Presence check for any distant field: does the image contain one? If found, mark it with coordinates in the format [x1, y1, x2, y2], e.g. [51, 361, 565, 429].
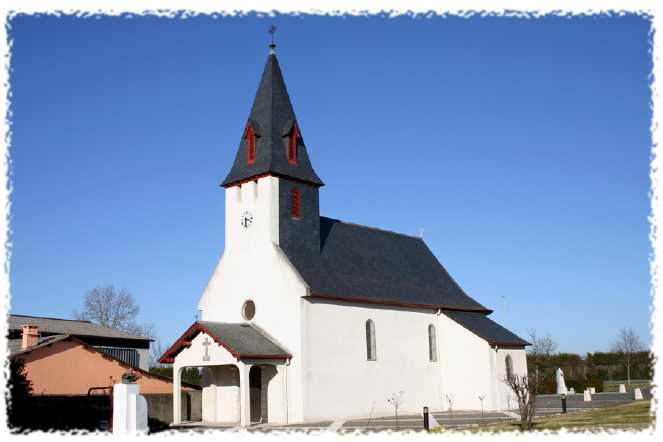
[444, 400, 654, 432]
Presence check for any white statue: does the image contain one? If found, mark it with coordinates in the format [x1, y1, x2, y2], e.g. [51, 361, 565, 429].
[555, 368, 568, 395]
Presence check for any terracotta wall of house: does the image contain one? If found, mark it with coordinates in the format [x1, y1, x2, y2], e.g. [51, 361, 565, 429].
[17, 340, 179, 395]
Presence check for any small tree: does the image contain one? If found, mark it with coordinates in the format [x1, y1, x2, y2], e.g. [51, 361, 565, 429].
[75, 284, 141, 333]
[387, 391, 404, 428]
[527, 330, 558, 381]
[149, 337, 167, 368]
[527, 330, 557, 358]
[137, 323, 168, 368]
[503, 370, 545, 430]
[611, 327, 644, 386]
[445, 393, 454, 412]
[478, 395, 485, 425]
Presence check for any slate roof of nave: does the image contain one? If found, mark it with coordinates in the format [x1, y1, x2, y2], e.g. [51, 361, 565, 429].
[443, 311, 530, 347]
[285, 217, 529, 348]
[288, 216, 490, 312]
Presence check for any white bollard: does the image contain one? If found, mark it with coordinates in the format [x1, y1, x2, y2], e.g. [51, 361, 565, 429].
[113, 383, 148, 434]
[583, 389, 592, 402]
[634, 388, 643, 400]
[619, 384, 626, 393]
[589, 387, 596, 394]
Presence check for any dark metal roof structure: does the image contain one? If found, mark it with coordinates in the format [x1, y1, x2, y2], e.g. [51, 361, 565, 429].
[159, 321, 292, 363]
[289, 217, 490, 312]
[443, 311, 530, 347]
[221, 52, 323, 187]
[8, 334, 69, 356]
[8, 314, 151, 341]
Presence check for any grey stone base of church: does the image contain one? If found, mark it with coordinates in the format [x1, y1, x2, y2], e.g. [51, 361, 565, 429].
[164, 391, 650, 433]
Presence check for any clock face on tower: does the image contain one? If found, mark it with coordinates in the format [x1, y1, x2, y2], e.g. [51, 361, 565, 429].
[240, 211, 253, 228]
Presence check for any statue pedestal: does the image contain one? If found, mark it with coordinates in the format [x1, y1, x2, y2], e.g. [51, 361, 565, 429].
[113, 383, 148, 434]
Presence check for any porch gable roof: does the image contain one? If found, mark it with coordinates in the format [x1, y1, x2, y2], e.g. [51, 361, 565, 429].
[159, 321, 292, 364]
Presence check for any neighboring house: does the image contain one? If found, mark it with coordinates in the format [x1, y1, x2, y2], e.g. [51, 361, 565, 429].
[7, 314, 192, 395]
[8, 314, 150, 370]
[161, 45, 530, 427]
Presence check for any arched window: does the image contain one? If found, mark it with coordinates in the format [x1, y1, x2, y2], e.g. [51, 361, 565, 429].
[428, 324, 437, 362]
[291, 187, 301, 219]
[245, 122, 256, 165]
[365, 319, 376, 361]
[288, 122, 299, 165]
[505, 355, 513, 380]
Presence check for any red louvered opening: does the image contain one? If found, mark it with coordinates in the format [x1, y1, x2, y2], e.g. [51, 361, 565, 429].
[288, 123, 299, 165]
[291, 187, 301, 219]
[246, 123, 256, 165]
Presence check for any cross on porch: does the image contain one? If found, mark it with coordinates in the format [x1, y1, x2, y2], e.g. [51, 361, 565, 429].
[202, 337, 211, 361]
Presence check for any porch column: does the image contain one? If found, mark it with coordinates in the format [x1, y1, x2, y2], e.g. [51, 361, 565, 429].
[173, 365, 182, 424]
[276, 362, 289, 424]
[238, 362, 251, 427]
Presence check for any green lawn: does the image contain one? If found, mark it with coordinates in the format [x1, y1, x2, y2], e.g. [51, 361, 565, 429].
[440, 400, 654, 433]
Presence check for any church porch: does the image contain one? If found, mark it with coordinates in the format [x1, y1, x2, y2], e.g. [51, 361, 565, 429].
[159, 321, 291, 427]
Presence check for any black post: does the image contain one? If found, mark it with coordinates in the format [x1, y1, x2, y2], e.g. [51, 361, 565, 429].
[423, 406, 430, 432]
[561, 394, 567, 414]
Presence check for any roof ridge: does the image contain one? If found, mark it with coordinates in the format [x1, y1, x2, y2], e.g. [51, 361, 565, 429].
[9, 314, 91, 324]
[198, 320, 247, 326]
[321, 216, 423, 240]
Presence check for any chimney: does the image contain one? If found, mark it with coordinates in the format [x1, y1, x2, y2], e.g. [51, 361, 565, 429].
[21, 325, 39, 349]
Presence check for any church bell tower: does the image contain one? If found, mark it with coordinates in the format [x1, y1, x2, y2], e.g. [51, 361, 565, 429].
[221, 45, 324, 258]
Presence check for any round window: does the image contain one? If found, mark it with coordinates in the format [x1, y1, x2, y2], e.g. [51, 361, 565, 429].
[242, 300, 256, 321]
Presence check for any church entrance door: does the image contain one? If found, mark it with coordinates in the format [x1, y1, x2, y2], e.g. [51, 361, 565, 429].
[249, 365, 262, 423]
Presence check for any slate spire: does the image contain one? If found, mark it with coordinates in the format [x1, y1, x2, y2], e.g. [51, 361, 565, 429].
[221, 50, 323, 187]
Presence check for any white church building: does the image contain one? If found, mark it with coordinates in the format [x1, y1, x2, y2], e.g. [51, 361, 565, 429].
[160, 45, 529, 427]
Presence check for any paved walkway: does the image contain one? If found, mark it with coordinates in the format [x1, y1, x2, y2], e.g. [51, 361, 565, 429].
[169, 391, 647, 432]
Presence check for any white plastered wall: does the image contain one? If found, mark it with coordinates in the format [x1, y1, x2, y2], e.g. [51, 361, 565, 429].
[302, 300, 440, 421]
[302, 300, 514, 421]
[438, 312, 498, 411]
[494, 348, 528, 410]
[197, 176, 307, 423]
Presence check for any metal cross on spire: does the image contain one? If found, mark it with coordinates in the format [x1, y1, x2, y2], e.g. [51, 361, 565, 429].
[268, 24, 277, 53]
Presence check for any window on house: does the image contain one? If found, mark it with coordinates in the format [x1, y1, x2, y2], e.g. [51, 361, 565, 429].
[366, 319, 376, 361]
[428, 324, 437, 362]
[505, 355, 513, 380]
[288, 122, 299, 165]
[246, 122, 256, 164]
[291, 187, 301, 219]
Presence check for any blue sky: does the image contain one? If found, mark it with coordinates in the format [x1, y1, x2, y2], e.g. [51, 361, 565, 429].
[8, 14, 652, 355]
